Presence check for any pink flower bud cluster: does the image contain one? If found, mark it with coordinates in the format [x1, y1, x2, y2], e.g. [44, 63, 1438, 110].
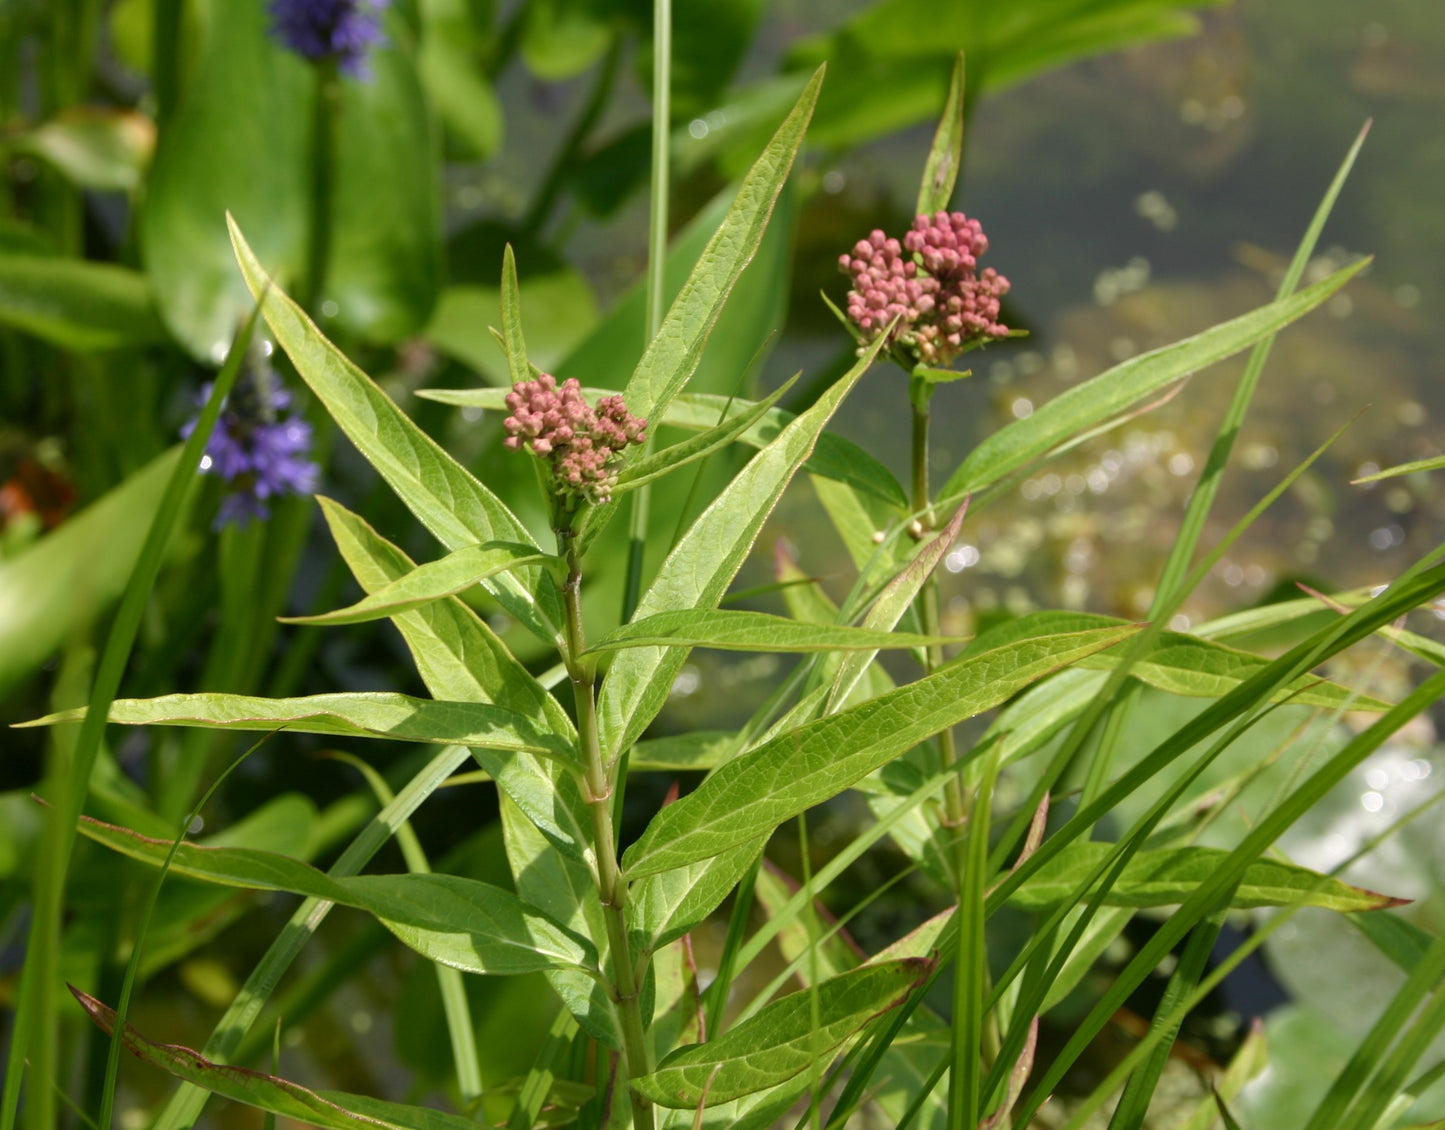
[838, 210, 1010, 368]
[503, 374, 646, 503]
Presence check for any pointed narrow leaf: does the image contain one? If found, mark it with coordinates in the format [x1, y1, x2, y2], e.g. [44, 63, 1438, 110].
[281, 542, 553, 625]
[632, 839, 765, 953]
[827, 503, 966, 712]
[228, 218, 564, 644]
[622, 67, 823, 424]
[1009, 843, 1404, 913]
[500, 244, 530, 387]
[19, 692, 574, 762]
[73, 988, 491, 1130]
[73, 817, 594, 974]
[623, 625, 1137, 879]
[316, 499, 591, 866]
[586, 609, 959, 655]
[938, 260, 1369, 505]
[612, 375, 797, 495]
[635, 959, 932, 1107]
[597, 338, 883, 761]
[915, 52, 965, 216]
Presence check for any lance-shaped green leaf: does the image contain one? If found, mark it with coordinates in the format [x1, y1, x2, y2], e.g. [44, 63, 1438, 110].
[631, 730, 734, 772]
[1008, 843, 1404, 913]
[1353, 453, 1445, 484]
[611, 375, 798, 496]
[228, 217, 564, 645]
[621, 66, 823, 425]
[937, 259, 1369, 506]
[597, 338, 885, 762]
[19, 692, 574, 763]
[499, 243, 530, 387]
[962, 610, 1389, 711]
[631, 839, 765, 954]
[280, 542, 553, 626]
[623, 625, 1137, 879]
[915, 51, 965, 217]
[418, 384, 906, 509]
[0, 255, 168, 350]
[585, 609, 959, 655]
[634, 959, 931, 1108]
[316, 499, 591, 868]
[73, 816, 594, 974]
[72, 988, 493, 1130]
[826, 502, 967, 713]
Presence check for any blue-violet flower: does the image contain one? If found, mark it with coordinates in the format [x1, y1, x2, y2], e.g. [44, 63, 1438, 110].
[184, 366, 319, 529]
[268, 0, 390, 79]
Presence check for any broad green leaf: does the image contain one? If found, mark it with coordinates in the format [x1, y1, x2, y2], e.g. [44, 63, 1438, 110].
[417, 4, 502, 159]
[520, 0, 610, 80]
[0, 255, 167, 350]
[611, 375, 797, 495]
[281, 542, 553, 626]
[229, 218, 565, 644]
[585, 609, 958, 655]
[418, 385, 906, 508]
[634, 959, 931, 1107]
[620, 66, 822, 425]
[423, 273, 598, 382]
[915, 51, 965, 216]
[631, 839, 764, 954]
[74, 816, 594, 975]
[20, 692, 574, 763]
[0, 448, 188, 698]
[316, 499, 591, 866]
[324, 12, 442, 345]
[73, 988, 487, 1130]
[937, 260, 1369, 506]
[597, 339, 884, 764]
[623, 625, 1137, 879]
[1009, 843, 1403, 913]
[142, 0, 308, 359]
[15, 107, 152, 192]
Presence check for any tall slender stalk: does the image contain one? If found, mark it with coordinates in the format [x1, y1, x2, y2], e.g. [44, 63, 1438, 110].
[302, 62, 342, 317]
[557, 528, 655, 1130]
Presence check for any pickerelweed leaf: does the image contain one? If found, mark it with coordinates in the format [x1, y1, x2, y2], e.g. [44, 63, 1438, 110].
[418, 385, 906, 508]
[937, 259, 1368, 506]
[1008, 843, 1405, 913]
[621, 66, 823, 426]
[597, 338, 884, 764]
[72, 987, 489, 1130]
[0, 255, 168, 350]
[634, 959, 932, 1107]
[623, 625, 1137, 879]
[585, 609, 960, 654]
[280, 542, 554, 626]
[74, 816, 595, 974]
[18, 692, 574, 763]
[229, 218, 564, 646]
[960, 610, 1389, 711]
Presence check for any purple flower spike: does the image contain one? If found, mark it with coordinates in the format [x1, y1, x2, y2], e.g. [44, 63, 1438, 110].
[184, 365, 320, 530]
[503, 375, 647, 505]
[268, 0, 390, 79]
[839, 210, 1010, 369]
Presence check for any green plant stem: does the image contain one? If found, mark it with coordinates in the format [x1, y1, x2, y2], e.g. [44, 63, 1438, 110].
[909, 394, 968, 865]
[557, 530, 655, 1130]
[302, 62, 342, 316]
